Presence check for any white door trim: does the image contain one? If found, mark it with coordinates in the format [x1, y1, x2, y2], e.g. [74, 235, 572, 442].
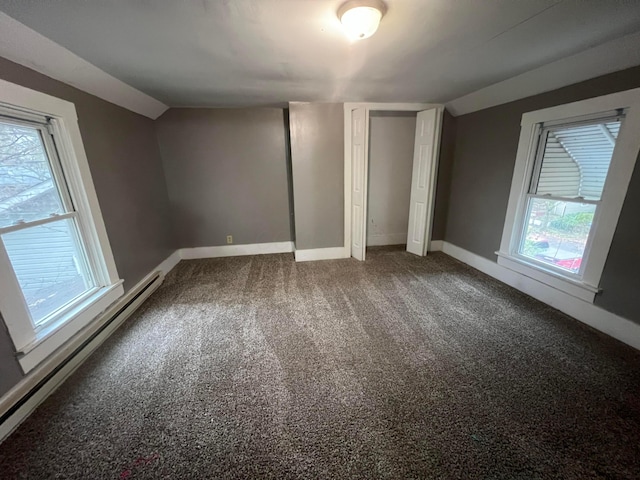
[344, 102, 444, 260]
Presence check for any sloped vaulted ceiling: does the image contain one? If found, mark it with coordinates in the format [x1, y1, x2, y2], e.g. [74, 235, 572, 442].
[1, 0, 640, 110]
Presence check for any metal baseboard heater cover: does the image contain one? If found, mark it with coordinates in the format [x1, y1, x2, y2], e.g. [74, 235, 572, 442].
[0, 270, 163, 441]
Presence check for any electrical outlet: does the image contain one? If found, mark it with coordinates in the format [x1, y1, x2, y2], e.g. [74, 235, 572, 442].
[226, 235, 233, 244]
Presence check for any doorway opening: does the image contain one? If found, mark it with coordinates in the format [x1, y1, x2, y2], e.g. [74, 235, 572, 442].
[344, 103, 444, 261]
[366, 111, 416, 251]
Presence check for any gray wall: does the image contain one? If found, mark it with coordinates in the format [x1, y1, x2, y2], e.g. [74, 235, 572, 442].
[444, 65, 640, 323]
[155, 108, 292, 248]
[0, 316, 21, 396]
[432, 110, 456, 241]
[289, 103, 344, 250]
[367, 113, 416, 245]
[0, 57, 175, 396]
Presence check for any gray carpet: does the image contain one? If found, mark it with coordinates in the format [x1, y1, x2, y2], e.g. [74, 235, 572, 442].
[1, 247, 639, 479]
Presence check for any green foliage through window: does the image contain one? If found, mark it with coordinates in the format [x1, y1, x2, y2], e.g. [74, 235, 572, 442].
[549, 212, 594, 234]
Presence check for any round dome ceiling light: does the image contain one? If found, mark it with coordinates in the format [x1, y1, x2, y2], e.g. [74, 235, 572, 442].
[338, 0, 387, 40]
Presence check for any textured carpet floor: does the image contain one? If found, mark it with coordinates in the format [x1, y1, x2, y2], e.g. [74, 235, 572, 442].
[1, 247, 640, 479]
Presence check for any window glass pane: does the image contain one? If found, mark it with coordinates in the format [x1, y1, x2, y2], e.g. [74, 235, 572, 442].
[0, 120, 65, 228]
[1, 218, 94, 326]
[519, 198, 596, 274]
[535, 119, 621, 201]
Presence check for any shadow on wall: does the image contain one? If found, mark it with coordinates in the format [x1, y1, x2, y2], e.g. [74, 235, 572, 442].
[283, 108, 296, 244]
[432, 110, 457, 241]
[155, 108, 293, 249]
[289, 103, 344, 251]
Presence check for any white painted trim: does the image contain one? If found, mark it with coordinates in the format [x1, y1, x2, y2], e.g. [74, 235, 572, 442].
[520, 87, 640, 125]
[294, 246, 350, 262]
[441, 241, 640, 352]
[496, 255, 596, 303]
[0, 79, 78, 120]
[344, 105, 352, 261]
[345, 102, 438, 112]
[446, 30, 640, 116]
[344, 102, 444, 260]
[366, 233, 407, 247]
[0, 249, 179, 443]
[156, 250, 181, 276]
[0, 81, 121, 283]
[50, 115, 121, 286]
[0, 78, 126, 364]
[0, 241, 32, 352]
[497, 88, 640, 301]
[429, 240, 443, 252]
[180, 241, 294, 260]
[18, 283, 124, 373]
[0, 13, 168, 119]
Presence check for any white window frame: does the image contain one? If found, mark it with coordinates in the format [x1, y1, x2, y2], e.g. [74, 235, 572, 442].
[0, 79, 123, 373]
[497, 87, 640, 303]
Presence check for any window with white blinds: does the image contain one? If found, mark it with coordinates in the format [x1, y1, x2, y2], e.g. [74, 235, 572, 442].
[498, 88, 640, 303]
[518, 114, 623, 275]
[534, 117, 621, 201]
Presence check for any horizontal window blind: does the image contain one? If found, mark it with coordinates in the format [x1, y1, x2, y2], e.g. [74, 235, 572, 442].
[535, 119, 621, 201]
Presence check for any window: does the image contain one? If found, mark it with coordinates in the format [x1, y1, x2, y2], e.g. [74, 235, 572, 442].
[517, 115, 622, 275]
[0, 79, 123, 373]
[0, 118, 96, 325]
[498, 89, 640, 302]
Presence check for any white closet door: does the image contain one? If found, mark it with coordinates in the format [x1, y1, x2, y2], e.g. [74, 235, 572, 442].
[351, 108, 367, 260]
[407, 108, 440, 256]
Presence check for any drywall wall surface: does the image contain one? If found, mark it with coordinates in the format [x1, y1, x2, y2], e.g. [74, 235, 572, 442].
[445, 105, 521, 260]
[0, 56, 175, 396]
[596, 152, 640, 322]
[289, 103, 344, 250]
[367, 113, 415, 246]
[0, 312, 22, 396]
[283, 109, 296, 243]
[432, 110, 456, 241]
[155, 108, 291, 248]
[445, 65, 640, 323]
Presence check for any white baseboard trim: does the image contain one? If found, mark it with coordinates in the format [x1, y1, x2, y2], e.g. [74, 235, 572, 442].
[366, 233, 407, 247]
[295, 246, 350, 262]
[180, 241, 294, 260]
[441, 241, 640, 351]
[0, 251, 179, 443]
[429, 240, 444, 252]
[157, 250, 181, 276]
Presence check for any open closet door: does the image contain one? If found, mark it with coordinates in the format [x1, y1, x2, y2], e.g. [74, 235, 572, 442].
[407, 107, 441, 256]
[351, 107, 367, 260]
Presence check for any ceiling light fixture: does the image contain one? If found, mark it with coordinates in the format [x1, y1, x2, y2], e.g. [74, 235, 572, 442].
[338, 0, 387, 40]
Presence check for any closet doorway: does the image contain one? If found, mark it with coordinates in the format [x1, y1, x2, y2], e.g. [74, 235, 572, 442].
[344, 103, 444, 261]
[366, 111, 416, 250]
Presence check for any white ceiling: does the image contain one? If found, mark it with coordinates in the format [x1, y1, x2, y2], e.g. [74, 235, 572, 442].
[1, 0, 640, 108]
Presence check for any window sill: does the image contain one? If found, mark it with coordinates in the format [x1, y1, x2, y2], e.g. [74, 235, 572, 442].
[17, 281, 124, 373]
[495, 252, 598, 303]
